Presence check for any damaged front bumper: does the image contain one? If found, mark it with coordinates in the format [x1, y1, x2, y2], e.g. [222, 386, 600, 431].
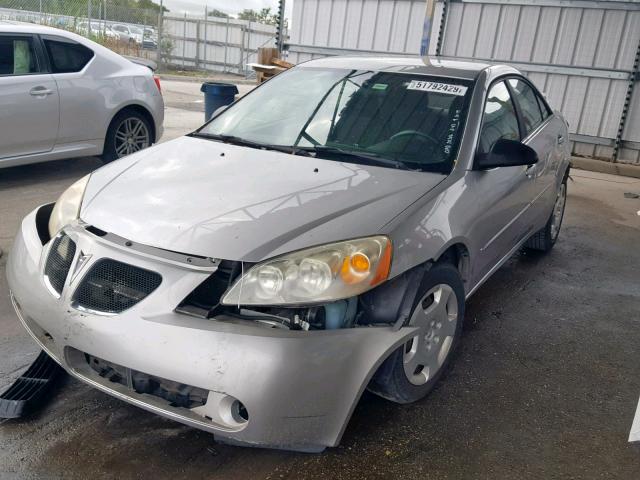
[6, 206, 417, 451]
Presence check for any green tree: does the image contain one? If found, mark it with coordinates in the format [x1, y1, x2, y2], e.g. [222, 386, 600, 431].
[208, 9, 229, 18]
[238, 7, 286, 27]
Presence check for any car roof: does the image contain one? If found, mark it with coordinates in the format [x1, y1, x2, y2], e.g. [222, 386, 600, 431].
[0, 21, 144, 70]
[298, 56, 518, 81]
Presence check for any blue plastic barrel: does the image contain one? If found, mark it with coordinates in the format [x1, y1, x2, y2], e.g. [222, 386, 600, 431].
[200, 82, 239, 121]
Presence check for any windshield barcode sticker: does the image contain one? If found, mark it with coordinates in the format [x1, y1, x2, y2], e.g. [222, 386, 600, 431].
[407, 80, 468, 96]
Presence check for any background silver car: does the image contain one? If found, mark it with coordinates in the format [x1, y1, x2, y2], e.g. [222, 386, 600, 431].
[7, 57, 569, 452]
[0, 22, 164, 168]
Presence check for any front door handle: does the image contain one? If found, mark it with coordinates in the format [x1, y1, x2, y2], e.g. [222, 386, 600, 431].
[557, 134, 565, 145]
[29, 86, 53, 96]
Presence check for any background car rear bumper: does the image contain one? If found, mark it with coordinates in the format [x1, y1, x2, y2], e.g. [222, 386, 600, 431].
[6, 206, 416, 451]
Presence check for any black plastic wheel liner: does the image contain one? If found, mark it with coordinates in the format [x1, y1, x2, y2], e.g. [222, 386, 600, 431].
[0, 350, 64, 419]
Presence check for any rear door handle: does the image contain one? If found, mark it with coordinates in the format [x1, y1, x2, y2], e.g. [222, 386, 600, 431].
[557, 134, 565, 145]
[29, 86, 53, 96]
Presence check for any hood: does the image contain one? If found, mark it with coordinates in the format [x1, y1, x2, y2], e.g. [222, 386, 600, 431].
[81, 136, 445, 262]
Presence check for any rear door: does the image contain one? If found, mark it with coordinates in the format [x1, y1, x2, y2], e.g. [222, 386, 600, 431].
[0, 33, 59, 160]
[41, 35, 98, 146]
[507, 77, 561, 230]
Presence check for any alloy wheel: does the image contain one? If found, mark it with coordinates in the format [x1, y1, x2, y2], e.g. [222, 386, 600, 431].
[114, 118, 150, 158]
[403, 284, 459, 386]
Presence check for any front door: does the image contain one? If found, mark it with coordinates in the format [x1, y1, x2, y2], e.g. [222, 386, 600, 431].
[469, 80, 534, 280]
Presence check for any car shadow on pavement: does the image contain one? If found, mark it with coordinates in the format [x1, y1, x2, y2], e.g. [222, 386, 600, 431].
[0, 157, 103, 188]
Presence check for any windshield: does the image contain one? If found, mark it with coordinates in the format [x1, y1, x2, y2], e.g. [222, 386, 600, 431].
[130, 26, 143, 35]
[198, 68, 473, 173]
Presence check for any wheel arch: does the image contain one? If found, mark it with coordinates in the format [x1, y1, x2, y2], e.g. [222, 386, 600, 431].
[360, 239, 471, 326]
[105, 103, 157, 145]
[434, 241, 471, 291]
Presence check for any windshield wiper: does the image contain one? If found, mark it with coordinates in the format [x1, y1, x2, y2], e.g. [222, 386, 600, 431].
[191, 132, 309, 156]
[191, 133, 416, 168]
[297, 145, 419, 171]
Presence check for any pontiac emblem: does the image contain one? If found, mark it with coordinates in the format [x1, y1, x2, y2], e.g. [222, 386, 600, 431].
[70, 251, 92, 283]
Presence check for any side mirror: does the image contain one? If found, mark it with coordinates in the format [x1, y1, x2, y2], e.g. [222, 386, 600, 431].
[475, 138, 538, 170]
[210, 105, 229, 120]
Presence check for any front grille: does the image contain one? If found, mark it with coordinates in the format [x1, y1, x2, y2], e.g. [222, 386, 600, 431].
[44, 234, 76, 295]
[73, 259, 161, 314]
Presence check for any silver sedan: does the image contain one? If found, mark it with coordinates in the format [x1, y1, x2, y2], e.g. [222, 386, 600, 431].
[0, 22, 164, 168]
[7, 57, 569, 452]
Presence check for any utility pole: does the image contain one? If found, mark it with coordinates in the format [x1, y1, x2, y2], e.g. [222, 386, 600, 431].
[157, 0, 164, 70]
[422, 0, 436, 55]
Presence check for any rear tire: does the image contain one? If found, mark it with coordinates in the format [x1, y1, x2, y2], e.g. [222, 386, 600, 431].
[368, 262, 465, 404]
[102, 109, 152, 163]
[524, 176, 567, 253]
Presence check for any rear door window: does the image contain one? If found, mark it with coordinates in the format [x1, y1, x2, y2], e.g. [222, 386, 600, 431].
[0, 36, 40, 76]
[478, 81, 520, 155]
[508, 78, 545, 137]
[43, 38, 94, 73]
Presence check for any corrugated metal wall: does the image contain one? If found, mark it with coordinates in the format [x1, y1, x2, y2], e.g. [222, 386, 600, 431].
[162, 15, 277, 75]
[287, 0, 427, 63]
[429, 0, 640, 164]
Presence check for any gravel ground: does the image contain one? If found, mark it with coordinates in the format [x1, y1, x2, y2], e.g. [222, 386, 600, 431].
[1, 80, 639, 479]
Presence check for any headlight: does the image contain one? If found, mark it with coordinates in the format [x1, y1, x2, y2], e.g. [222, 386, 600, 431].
[222, 236, 392, 306]
[48, 175, 90, 237]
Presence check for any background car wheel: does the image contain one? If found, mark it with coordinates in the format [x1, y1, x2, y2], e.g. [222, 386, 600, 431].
[368, 261, 465, 404]
[524, 175, 568, 253]
[102, 110, 152, 163]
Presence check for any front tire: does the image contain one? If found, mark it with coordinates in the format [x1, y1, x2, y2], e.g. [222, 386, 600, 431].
[368, 262, 465, 404]
[102, 110, 152, 163]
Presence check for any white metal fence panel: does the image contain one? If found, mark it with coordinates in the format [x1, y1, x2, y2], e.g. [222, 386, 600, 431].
[429, 0, 640, 164]
[162, 15, 277, 75]
[287, 0, 427, 64]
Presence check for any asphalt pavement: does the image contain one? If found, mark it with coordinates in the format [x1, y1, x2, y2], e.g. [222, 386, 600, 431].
[0, 80, 639, 479]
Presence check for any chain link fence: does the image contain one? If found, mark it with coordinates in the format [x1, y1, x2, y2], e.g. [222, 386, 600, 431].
[0, 0, 160, 59]
[0, 0, 281, 75]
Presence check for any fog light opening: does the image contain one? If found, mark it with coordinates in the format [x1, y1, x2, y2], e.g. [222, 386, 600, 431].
[218, 394, 249, 427]
[230, 399, 249, 424]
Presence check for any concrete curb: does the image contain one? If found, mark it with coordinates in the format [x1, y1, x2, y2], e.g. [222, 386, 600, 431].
[157, 73, 257, 86]
[571, 157, 640, 180]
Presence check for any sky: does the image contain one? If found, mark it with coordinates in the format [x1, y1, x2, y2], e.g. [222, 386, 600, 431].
[161, 0, 294, 20]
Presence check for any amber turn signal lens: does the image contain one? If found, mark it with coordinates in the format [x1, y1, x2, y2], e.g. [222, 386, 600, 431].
[370, 240, 392, 286]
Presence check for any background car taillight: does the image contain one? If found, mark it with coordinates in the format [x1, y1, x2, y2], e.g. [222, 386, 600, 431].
[153, 75, 162, 94]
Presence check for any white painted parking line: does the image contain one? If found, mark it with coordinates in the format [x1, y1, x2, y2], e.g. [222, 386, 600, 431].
[630, 397, 640, 442]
